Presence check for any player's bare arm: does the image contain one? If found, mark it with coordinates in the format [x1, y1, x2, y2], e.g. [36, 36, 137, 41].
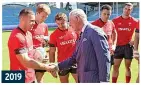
[49, 46, 56, 63]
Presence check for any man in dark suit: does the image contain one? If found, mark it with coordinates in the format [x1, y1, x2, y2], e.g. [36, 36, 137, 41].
[52, 9, 111, 83]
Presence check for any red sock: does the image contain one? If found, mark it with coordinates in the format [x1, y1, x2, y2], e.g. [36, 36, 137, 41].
[112, 77, 117, 83]
[126, 76, 131, 83]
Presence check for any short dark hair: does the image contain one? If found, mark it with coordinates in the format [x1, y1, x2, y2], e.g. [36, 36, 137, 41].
[19, 8, 34, 18]
[101, 4, 112, 11]
[55, 12, 68, 21]
[124, 3, 133, 8]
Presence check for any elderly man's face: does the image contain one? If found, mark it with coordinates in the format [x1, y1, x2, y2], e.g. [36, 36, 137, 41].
[69, 15, 78, 32]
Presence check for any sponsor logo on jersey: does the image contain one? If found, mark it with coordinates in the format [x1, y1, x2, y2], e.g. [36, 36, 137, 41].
[118, 28, 131, 31]
[60, 39, 76, 45]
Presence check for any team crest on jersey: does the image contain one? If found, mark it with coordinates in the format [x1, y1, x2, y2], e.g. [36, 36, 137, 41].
[118, 23, 122, 25]
[59, 36, 64, 39]
[128, 22, 132, 26]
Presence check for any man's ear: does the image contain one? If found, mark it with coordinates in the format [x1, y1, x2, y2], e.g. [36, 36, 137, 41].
[75, 16, 79, 22]
[20, 16, 25, 21]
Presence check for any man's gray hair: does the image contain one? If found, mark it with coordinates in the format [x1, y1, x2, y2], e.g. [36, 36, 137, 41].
[69, 9, 87, 22]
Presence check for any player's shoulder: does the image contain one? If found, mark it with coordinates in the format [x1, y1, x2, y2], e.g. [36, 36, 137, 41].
[87, 23, 106, 37]
[37, 22, 48, 28]
[11, 27, 22, 36]
[112, 16, 121, 21]
[93, 18, 100, 22]
[50, 28, 59, 37]
[9, 28, 18, 39]
[130, 16, 138, 22]
[9, 28, 24, 41]
[108, 20, 115, 25]
[91, 18, 100, 25]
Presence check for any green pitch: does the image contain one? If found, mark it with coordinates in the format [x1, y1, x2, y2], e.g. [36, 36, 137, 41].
[2, 29, 138, 83]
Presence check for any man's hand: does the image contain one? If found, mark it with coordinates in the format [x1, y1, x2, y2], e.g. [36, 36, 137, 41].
[45, 63, 58, 71]
[129, 41, 134, 46]
[45, 63, 59, 78]
[110, 45, 116, 55]
[110, 50, 114, 55]
[133, 50, 139, 61]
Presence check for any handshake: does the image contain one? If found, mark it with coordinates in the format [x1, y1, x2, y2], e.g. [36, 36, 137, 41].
[44, 63, 59, 78]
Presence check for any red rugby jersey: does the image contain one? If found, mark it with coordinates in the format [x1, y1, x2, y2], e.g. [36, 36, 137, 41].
[112, 16, 138, 45]
[49, 28, 77, 62]
[91, 18, 115, 51]
[29, 22, 48, 48]
[8, 27, 42, 83]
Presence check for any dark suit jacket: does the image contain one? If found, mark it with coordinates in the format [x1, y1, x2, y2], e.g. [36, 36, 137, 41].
[58, 23, 111, 83]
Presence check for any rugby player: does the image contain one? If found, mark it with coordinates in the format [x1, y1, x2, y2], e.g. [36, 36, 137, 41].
[29, 4, 51, 83]
[91, 4, 117, 67]
[49, 13, 78, 83]
[111, 3, 139, 83]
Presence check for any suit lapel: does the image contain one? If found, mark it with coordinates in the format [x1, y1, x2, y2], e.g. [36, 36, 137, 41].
[76, 24, 89, 53]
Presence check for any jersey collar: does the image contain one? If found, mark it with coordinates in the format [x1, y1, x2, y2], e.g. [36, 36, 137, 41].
[81, 21, 88, 33]
[17, 26, 26, 34]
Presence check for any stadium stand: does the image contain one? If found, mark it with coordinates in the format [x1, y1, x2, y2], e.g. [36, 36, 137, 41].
[2, 2, 139, 30]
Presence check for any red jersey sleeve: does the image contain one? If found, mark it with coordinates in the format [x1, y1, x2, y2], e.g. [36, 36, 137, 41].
[112, 18, 116, 25]
[12, 34, 28, 54]
[91, 21, 96, 25]
[135, 20, 139, 33]
[91, 20, 99, 26]
[136, 20, 139, 30]
[49, 33, 57, 47]
[44, 24, 48, 36]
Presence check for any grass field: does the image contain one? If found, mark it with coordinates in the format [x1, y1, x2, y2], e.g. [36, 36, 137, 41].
[2, 29, 139, 83]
